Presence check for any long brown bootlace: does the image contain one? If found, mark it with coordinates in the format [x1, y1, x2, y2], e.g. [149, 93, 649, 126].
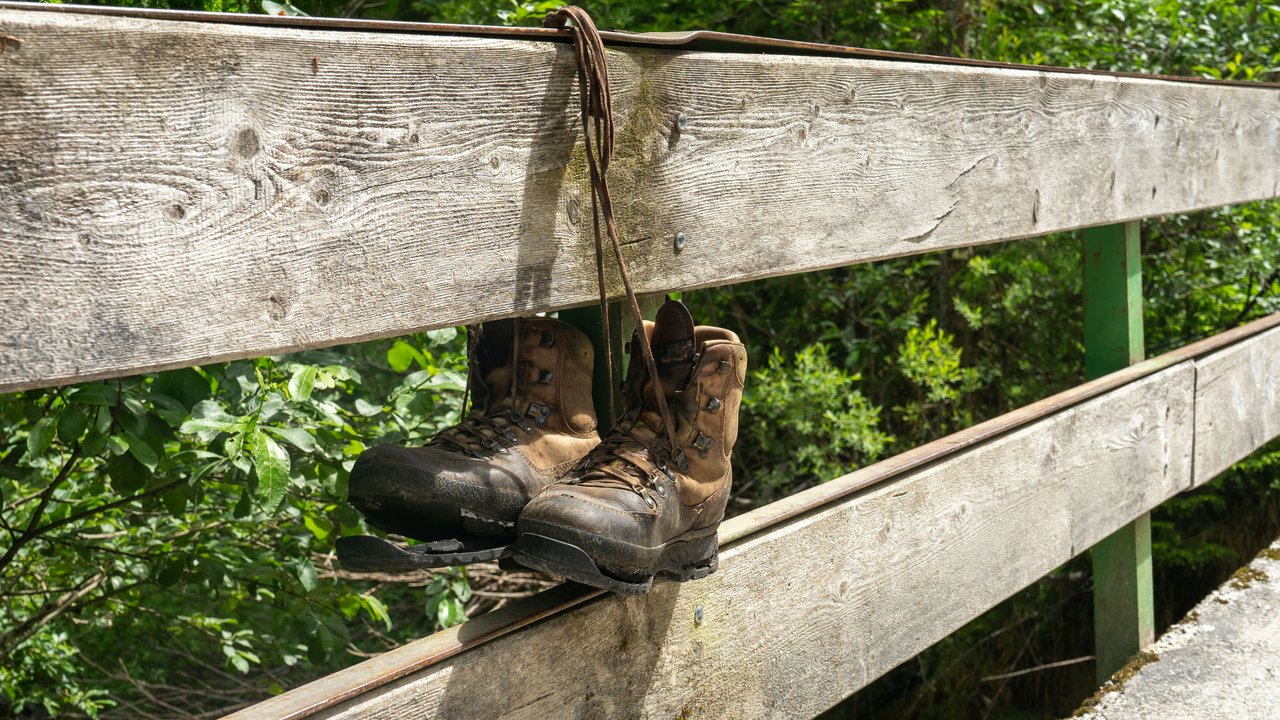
[543, 6, 680, 463]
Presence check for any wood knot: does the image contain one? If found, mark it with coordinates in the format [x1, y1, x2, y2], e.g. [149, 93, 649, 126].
[267, 292, 290, 321]
[233, 128, 260, 159]
[565, 195, 581, 225]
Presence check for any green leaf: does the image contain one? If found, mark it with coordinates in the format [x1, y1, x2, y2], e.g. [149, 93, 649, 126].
[426, 327, 458, 346]
[162, 484, 190, 516]
[68, 383, 120, 406]
[386, 341, 423, 373]
[57, 407, 90, 444]
[125, 432, 160, 472]
[156, 558, 186, 588]
[83, 406, 113, 455]
[294, 558, 318, 593]
[354, 398, 382, 417]
[450, 576, 472, 603]
[338, 593, 361, 619]
[180, 401, 244, 441]
[27, 417, 56, 457]
[288, 366, 319, 402]
[230, 655, 250, 674]
[264, 426, 317, 453]
[148, 393, 190, 428]
[151, 368, 210, 407]
[303, 513, 333, 541]
[107, 452, 149, 494]
[260, 393, 286, 422]
[437, 596, 467, 627]
[107, 434, 129, 457]
[250, 430, 290, 513]
[362, 594, 392, 631]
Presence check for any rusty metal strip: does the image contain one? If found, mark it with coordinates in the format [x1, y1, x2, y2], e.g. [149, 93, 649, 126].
[1, 1, 1277, 90]
[227, 313, 1280, 720]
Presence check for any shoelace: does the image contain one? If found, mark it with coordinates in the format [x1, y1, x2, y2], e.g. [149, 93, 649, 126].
[444, 318, 532, 458]
[431, 409, 535, 457]
[569, 425, 675, 505]
[544, 7, 682, 496]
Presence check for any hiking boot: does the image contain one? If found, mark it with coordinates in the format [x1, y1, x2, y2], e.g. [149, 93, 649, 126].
[512, 301, 746, 594]
[339, 316, 600, 569]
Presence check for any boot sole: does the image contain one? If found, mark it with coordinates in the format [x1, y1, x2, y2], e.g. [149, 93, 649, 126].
[336, 534, 511, 572]
[353, 494, 516, 542]
[511, 528, 719, 595]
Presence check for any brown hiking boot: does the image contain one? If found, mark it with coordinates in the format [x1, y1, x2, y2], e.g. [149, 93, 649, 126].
[513, 301, 747, 594]
[339, 316, 600, 569]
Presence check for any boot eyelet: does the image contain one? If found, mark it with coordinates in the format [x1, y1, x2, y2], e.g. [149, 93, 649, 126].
[705, 397, 722, 413]
[527, 402, 551, 426]
[644, 494, 656, 508]
[655, 483, 667, 498]
[672, 449, 690, 472]
[692, 433, 713, 457]
[540, 332, 555, 347]
[716, 360, 730, 374]
[538, 369, 554, 384]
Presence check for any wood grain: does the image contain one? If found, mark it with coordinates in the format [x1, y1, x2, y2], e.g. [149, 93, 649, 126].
[227, 362, 1194, 720]
[1192, 325, 1280, 484]
[2, 8, 1279, 392]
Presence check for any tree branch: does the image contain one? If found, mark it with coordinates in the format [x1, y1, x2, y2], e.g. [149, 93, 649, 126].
[0, 444, 85, 575]
[0, 572, 106, 656]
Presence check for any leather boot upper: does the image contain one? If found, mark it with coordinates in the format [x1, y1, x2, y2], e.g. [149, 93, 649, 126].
[519, 302, 747, 560]
[349, 316, 600, 530]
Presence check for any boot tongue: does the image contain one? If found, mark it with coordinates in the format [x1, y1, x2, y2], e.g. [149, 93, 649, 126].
[471, 319, 517, 412]
[483, 366, 515, 410]
[635, 301, 695, 436]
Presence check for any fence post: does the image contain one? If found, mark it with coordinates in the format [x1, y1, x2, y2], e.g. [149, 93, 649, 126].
[559, 297, 662, 431]
[1082, 220, 1155, 684]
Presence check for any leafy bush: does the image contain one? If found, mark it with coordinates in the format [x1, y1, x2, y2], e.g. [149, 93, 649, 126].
[739, 344, 892, 501]
[0, 332, 473, 717]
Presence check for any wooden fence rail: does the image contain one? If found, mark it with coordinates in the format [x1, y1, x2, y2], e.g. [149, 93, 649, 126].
[2, 4, 1279, 393]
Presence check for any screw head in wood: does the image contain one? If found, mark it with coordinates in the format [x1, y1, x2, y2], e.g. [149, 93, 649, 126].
[676, 113, 688, 131]
[674, 232, 687, 253]
[694, 605, 704, 626]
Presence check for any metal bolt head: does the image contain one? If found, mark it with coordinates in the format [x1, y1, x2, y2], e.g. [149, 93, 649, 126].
[694, 605, 705, 626]
[674, 232, 687, 252]
[676, 113, 688, 131]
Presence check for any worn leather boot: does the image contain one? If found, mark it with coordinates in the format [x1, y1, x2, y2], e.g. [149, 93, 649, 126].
[338, 316, 600, 570]
[513, 301, 747, 594]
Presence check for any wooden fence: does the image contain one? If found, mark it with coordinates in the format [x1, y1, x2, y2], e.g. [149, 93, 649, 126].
[1, 4, 1278, 718]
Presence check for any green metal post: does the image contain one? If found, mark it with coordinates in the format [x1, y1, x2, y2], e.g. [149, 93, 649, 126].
[1082, 220, 1155, 684]
[559, 296, 661, 431]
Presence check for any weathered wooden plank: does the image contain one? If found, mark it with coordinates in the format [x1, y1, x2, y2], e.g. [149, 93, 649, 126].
[227, 362, 1192, 720]
[1192, 324, 1280, 484]
[2, 9, 1279, 392]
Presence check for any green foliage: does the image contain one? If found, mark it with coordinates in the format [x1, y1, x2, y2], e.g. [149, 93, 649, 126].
[0, 333, 469, 717]
[894, 320, 982, 434]
[742, 345, 891, 499]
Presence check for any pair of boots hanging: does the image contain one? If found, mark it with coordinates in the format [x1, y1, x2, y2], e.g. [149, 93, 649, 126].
[336, 8, 748, 595]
